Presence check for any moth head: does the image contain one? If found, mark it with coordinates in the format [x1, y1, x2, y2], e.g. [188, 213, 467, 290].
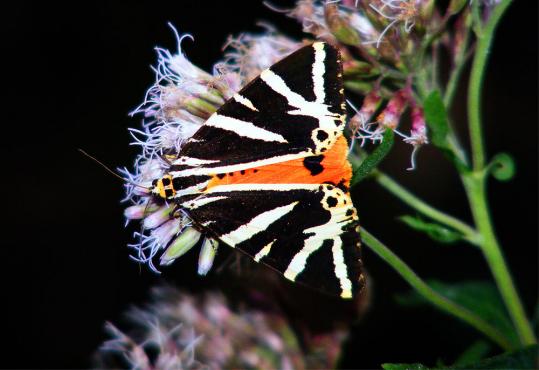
[151, 175, 175, 200]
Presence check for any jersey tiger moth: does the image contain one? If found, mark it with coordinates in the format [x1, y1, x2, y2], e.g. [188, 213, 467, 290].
[148, 42, 365, 299]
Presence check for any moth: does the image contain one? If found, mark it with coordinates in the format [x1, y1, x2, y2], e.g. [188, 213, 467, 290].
[150, 42, 365, 299]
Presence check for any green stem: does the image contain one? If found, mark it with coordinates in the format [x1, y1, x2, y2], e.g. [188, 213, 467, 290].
[465, 0, 536, 345]
[444, 17, 472, 109]
[467, 0, 511, 171]
[373, 171, 479, 243]
[361, 228, 513, 350]
[463, 175, 537, 345]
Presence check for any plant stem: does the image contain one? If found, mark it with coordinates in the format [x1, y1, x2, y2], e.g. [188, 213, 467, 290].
[361, 228, 513, 350]
[372, 170, 479, 243]
[464, 0, 536, 345]
[467, 0, 511, 172]
[444, 16, 472, 109]
[463, 175, 537, 345]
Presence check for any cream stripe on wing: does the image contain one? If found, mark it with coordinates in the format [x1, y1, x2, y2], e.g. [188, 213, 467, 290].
[254, 240, 276, 262]
[312, 42, 326, 104]
[205, 114, 287, 143]
[181, 195, 228, 209]
[220, 202, 298, 247]
[206, 183, 321, 194]
[331, 237, 353, 299]
[260, 69, 341, 131]
[284, 237, 325, 281]
[233, 93, 258, 111]
[260, 69, 309, 108]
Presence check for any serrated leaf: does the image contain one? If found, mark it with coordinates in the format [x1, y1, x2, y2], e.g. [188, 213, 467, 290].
[399, 215, 463, 244]
[382, 363, 429, 370]
[395, 281, 520, 347]
[488, 152, 516, 181]
[423, 91, 468, 172]
[448, 345, 538, 369]
[351, 130, 395, 186]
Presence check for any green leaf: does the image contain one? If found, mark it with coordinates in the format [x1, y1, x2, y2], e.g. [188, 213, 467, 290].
[395, 281, 520, 347]
[423, 91, 449, 147]
[423, 91, 468, 172]
[382, 345, 538, 370]
[453, 340, 492, 366]
[448, 345, 538, 369]
[382, 364, 429, 370]
[351, 130, 395, 186]
[488, 152, 516, 181]
[399, 215, 463, 244]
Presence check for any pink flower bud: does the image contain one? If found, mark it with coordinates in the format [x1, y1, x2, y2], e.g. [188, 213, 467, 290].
[143, 205, 173, 229]
[124, 205, 147, 220]
[349, 90, 381, 133]
[360, 90, 382, 119]
[377, 90, 408, 129]
[404, 105, 429, 170]
[410, 105, 428, 145]
[151, 218, 182, 247]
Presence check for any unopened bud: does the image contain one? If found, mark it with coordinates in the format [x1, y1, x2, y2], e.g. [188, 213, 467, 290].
[124, 205, 147, 220]
[143, 205, 173, 229]
[324, 3, 361, 46]
[160, 227, 201, 266]
[377, 90, 408, 129]
[197, 238, 219, 276]
[124, 203, 159, 220]
[184, 96, 219, 119]
[152, 219, 182, 247]
[349, 89, 382, 132]
[410, 105, 428, 145]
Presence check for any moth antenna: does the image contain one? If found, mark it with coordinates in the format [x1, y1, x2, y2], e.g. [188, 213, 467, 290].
[78, 149, 150, 191]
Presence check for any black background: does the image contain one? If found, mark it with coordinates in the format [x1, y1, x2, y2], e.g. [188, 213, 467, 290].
[2, 1, 537, 368]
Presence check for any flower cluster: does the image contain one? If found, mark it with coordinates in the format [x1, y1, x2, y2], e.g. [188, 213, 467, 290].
[95, 287, 345, 369]
[283, 0, 434, 167]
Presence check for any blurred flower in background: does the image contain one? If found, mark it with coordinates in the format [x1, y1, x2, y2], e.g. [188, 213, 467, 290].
[95, 286, 346, 369]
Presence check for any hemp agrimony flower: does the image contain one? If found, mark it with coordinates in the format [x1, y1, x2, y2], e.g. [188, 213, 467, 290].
[96, 287, 345, 369]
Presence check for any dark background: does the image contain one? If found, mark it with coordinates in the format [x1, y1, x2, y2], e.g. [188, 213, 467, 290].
[2, 1, 537, 368]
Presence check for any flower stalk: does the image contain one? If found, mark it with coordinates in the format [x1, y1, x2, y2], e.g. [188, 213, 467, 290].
[373, 170, 479, 243]
[360, 227, 513, 350]
[463, 0, 536, 345]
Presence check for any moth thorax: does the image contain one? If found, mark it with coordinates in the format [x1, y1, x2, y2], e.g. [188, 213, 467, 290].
[151, 174, 175, 200]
